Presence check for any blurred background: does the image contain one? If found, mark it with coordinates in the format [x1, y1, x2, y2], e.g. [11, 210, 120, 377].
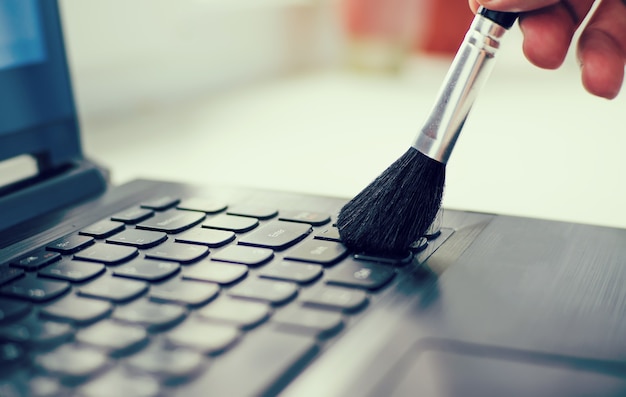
[59, 0, 626, 229]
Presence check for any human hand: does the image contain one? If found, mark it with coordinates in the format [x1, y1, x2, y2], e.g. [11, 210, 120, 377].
[469, 0, 625, 99]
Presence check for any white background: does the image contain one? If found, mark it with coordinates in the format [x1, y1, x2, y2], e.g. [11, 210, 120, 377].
[56, 0, 626, 229]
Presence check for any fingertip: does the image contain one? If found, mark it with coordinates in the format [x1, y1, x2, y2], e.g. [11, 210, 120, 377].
[519, 12, 570, 69]
[581, 68, 622, 100]
[578, 31, 624, 99]
[468, 0, 480, 14]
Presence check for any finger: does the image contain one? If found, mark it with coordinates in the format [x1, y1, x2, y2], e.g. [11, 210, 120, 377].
[518, 0, 595, 69]
[577, 0, 626, 99]
[468, 0, 481, 13]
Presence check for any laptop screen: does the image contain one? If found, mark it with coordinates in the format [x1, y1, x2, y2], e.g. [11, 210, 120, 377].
[0, 0, 82, 171]
[0, 0, 46, 71]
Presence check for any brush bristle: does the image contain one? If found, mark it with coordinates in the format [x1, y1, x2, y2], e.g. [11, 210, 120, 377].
[337, 147, 445, 255]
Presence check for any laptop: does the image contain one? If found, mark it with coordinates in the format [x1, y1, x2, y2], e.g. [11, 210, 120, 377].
[1, 1, 626, 396]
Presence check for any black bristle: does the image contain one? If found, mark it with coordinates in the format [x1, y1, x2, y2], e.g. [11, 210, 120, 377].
[337, 147, 445, 255]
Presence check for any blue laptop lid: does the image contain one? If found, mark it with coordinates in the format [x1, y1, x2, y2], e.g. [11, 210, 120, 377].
[0, 0, 82, 170]
[0, 0, 107, 234]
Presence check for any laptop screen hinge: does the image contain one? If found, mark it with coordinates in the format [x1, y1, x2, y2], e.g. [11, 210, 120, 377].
[0, 159, 108, 232]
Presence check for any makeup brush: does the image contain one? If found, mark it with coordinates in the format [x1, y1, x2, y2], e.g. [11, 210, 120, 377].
[336, 7, 518, 255]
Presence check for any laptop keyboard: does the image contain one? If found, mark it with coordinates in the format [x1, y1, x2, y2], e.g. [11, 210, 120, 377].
[0, 195, 451, 396]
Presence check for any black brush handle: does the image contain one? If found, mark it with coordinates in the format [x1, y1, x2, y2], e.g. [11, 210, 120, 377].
[479, 7, 519, 29]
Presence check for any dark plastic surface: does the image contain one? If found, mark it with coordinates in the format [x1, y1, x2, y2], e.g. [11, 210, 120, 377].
[389, 349, 626, 397]
[0, 161, 107, 234]
[479, 7, 519, 29]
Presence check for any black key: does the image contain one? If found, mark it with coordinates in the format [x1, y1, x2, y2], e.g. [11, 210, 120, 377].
[203, 214, 258, 233]
[141, 196, 180, 211]
[150, 278, 220, 307]
[136, 210, 205, 233]
[11, 249, 60, 270]
[78, 277, 148, 302]
[259, 261, 322, 284]
[210, 245, 273, 267]
[0, 342, 24, 367]
[284, 240, 348, 266]
[13, 371, 57, 397]
[0, 278, 70, 302]
[112, 300, 186, 332]
[111, 207, 153, 224]
[0, 379, 20, 397]
[177, 197, 227, 214]
[18, 376, 64, 397]
[106, 229, 167, 249]
[144, 241, 209, 264]
[409, 237, 429, 253]
[413, 228, 454, 264]
[113, 258, 180, 282]
[424, 207, 443, 239]
[80, 220, 125, 239]
[197, 298, 270, 329]
[228, 279, 297, 305]
[183, 262, 248, 285]
[12, 376, 62, 397]
[314, 226, 341, 242]
[0, 266, 24, 285]
[0, 317, 72, 348]
[0, 298, 30, 323]
[325, 259, 395, 290]
[273, 306, 343, 337]
[353, 250, 414, 266]
[175, 327, 317, 397]
[279, 210, 331, 226]
[46, 234, 94, 254]
[175, 228, 235, 248]
[238, 220, 311, 251]
[227, 205, 278, 220]
[40, 294, 112, 324]
[74, 243, 138, 265]
[79, 368, 160, 397]
[76, 320, 148, 355]
[38, 259, 105, 282]
[35, 345, 108, 380]
[300, 285, 368, 312]
[166, 318, 240, 355]
[126, 343, 204, 381]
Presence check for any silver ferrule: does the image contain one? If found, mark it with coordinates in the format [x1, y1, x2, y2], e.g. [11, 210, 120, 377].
[413, 13, 510, 163]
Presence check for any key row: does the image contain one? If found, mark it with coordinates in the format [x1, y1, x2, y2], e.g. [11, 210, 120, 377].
[1, 252, 395, 307]
[112, 196, 331, 227]
[1, 282, 359, 345]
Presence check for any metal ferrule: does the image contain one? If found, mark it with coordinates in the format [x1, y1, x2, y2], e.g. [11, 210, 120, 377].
[412, 13, 510, 164]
